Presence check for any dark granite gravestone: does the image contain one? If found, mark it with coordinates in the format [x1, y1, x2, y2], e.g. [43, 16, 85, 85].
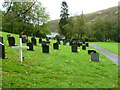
[82, 45, 86, 50]
[71, 45, 78, 52]
[31, 37, 37, 45]
[0, 42, 7, 59]
[88, 50, 94, 55]
[0, 36, 3, 43]
[27, 43, 34, 51]
[8, 37, 15, 46]
[91, 51, 100, 62]
[42, 44, 49, 53]
[39, 38, 42, 43]
[53, 43, 59, 49]
[22, 35, 27, 43]
[86, 43, 89, 47]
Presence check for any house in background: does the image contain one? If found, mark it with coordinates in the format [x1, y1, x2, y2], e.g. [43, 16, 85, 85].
[46, 32, 59, 38]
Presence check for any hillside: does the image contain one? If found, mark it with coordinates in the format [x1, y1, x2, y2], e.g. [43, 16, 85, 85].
[47, 6, 118, 32]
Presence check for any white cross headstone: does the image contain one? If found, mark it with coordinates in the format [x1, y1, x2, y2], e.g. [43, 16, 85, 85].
[12, 38, 29, 62]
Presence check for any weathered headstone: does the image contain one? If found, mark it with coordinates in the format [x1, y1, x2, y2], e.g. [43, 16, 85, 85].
[27, 43, 34, 51]
[0, 42, 7, 59]
[88, 50, 94, 55]
[42, 44, 49, 53]
[8, 37, 16, 46]
[31, 37, 37, 45]
[53, 43, 59, 49]
[0, 36, 3, 43]
[71, 45, 78, 52]
[91, 51, 100, 62]
[82, 45, 86, 50]
[22, 35, 27, 43]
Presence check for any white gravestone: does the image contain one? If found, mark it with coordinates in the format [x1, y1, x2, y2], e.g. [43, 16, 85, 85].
[12, 38, 29, 62]
[91, 51, 100, 62]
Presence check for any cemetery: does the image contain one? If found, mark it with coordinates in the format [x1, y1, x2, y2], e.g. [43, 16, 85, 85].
[0, 31, 119, 88]
[0, 0, 119, 88]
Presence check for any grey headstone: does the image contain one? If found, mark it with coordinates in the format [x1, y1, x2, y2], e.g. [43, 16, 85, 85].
[91, 52, 100, 62]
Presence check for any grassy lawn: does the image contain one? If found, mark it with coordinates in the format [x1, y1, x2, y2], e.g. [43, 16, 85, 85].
[91, 42, 119, 55]
[0, 31, 118, 88]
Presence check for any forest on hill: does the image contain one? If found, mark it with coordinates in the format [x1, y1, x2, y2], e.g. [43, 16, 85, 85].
[48, 6, 119, 42]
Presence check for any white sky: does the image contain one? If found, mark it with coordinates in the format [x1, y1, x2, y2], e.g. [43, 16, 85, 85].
[0, 0, 119, 20]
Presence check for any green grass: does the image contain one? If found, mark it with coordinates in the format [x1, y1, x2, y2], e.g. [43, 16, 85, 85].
[0, 31, 118, 88]
[91, 42, 119, 55]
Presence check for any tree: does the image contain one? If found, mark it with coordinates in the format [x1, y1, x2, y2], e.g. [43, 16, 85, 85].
[59, 1, 69, 38]
[2, 1, 50, 36]
[74, 13, 86, 39]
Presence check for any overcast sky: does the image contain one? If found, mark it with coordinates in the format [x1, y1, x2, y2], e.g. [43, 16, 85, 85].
[40, 0, 119, 20]
[0, 0, 119, 20]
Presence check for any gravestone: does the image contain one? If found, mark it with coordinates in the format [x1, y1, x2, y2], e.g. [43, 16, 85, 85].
[31, 37, 37, 45]
[27, 43, 34, 51]
[86, 43, 89, 47]
[0, 42, 7, 59]
[8, 37, 16, 46]
[39, 38, 42, 43]
[53, 43, 59, 49]
[82, 45, 86, 50]
[88, 50, 94, 55]
[22, 35, 27, 43]
[0, 36, 3, 43]
[91, 51, 100, 62]
[71, 45, 78, 52]
[42, 44, 49, 53]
